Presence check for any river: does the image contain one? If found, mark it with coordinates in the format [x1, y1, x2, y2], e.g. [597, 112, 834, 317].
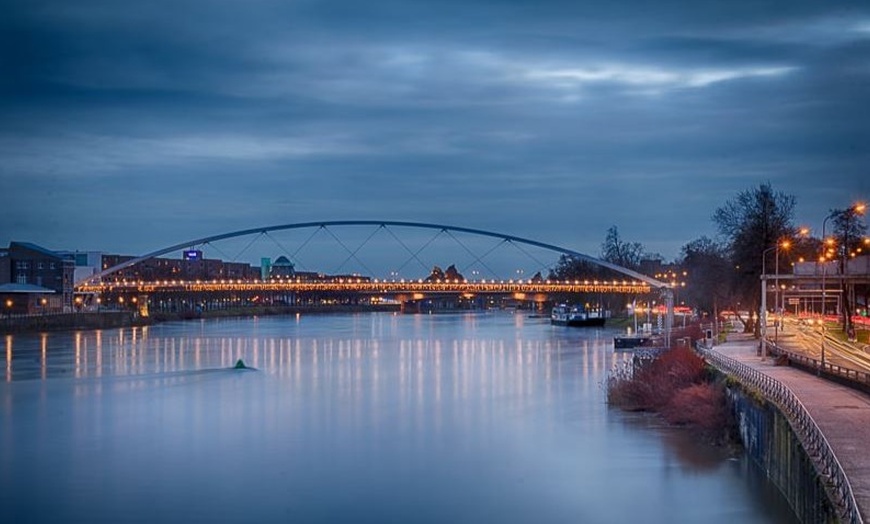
[1, 312, 796, 523]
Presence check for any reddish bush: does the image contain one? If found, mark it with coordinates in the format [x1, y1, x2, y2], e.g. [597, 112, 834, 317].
[624, 346, 708, 410]
[661, 383, 727, 431]
[608, 344, 731, 439]
[607, 372, 655, 411]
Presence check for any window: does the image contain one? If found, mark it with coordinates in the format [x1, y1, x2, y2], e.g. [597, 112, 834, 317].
[49, 262, 56, 270]
[38, 262, 44, 270]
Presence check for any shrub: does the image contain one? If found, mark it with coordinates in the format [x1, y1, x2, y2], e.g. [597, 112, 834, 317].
[613, 346, 707, 410]
[661, 383, 727, 431]
[608, 345, 730, 440]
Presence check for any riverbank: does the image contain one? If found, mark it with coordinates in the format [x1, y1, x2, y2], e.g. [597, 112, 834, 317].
[606, 343, 737, 445]
[0, 304, 404, 334]
[149, 303, 401, 322]
[707, 334, 868, 523]
[0, 311, 150, 334]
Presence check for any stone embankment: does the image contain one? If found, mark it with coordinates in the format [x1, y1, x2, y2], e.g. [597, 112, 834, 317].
[0, 311, 148, 334]
[0, 304, 404, 334]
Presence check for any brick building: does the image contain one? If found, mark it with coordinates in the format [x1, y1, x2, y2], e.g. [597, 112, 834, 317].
[99, 253, 260, 282]
[0, 242, 75, 312]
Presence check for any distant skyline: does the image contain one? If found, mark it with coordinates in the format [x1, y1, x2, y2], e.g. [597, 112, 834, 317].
[2, 0, 868, 261]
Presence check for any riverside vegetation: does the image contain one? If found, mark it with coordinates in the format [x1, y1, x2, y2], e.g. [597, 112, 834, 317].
[607, 325, 736, 444]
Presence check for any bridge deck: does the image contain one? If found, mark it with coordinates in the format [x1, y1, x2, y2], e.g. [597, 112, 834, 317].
[77, 281, 652, 294]
[714, 333, 870, 521]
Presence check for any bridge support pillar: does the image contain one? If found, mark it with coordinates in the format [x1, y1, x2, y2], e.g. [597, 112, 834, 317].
[533, 294, 548, 313]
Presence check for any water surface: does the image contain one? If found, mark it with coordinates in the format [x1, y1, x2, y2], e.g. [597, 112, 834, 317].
[1, 312, 796, 523]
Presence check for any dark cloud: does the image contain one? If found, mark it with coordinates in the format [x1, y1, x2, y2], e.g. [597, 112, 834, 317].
[1, 0, 869, 263]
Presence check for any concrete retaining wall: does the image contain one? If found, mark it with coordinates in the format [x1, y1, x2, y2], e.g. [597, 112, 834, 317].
[0, 311, 148, 333]
[727, 385, 837, 523]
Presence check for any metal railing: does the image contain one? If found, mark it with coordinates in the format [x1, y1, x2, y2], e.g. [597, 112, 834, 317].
[697, 342, 863, 524]
[766, 342, 870, 392]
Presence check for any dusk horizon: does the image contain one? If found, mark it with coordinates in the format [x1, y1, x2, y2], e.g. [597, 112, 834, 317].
[2, 0, 868, 261]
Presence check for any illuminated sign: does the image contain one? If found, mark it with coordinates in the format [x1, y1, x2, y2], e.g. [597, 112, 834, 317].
[183, 250, 202, 261]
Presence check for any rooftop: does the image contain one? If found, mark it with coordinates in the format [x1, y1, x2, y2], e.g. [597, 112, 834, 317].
[0, 283, 56, 294]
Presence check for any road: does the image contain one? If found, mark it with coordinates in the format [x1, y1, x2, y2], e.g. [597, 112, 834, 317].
[769, 316, 870, 373]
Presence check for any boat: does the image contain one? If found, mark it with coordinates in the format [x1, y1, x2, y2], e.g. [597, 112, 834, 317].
[613, 334, 657, 349]
[550, 303, 606, 327]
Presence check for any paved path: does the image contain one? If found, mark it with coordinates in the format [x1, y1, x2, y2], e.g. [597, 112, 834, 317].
[713, 333, 870, 521]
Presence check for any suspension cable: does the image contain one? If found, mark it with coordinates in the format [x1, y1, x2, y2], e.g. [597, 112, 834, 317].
[263, 231, 297, 266]
[392, 228, 447, 276]
[232, 232, 264, 262]
[322, 226, 377, 277]
[202, 241, 233, 262]
[332, 225, 383, 275]
[383, 225, 433, 275]
[507, 239, 556, 278]
[443, 230, 501, 280]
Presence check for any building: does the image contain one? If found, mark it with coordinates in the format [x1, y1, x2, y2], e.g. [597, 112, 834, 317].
[0, 283, 59, 315]
[270, 256, 295, 279]
[98, 253, 260, 283]
[69, 251, 104, 284]
[784, 256, 870, 316]
[0, 248, 9, 284]
[1, 242, 75, 312]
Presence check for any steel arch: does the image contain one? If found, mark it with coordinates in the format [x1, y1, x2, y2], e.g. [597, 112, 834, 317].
[76, 220, 671, 289]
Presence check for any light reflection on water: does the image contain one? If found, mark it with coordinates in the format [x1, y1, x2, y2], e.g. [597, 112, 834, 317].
[0, 312, 795, 523]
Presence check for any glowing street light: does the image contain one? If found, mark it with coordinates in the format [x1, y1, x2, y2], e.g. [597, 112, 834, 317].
[774, 240, 792, 346]
[761, 238, 792, 358]
[819, 202, 866, 373]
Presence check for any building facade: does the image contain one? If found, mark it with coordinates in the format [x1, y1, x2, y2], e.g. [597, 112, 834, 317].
[1, 242, 75, 312]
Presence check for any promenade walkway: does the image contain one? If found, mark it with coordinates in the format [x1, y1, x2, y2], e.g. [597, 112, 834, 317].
[713, 333, 870, 522]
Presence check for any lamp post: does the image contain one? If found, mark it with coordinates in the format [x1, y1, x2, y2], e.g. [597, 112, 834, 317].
[820, 213, 835, 374]
[760, 244, 778, 359]
[773, 240, 791, 346]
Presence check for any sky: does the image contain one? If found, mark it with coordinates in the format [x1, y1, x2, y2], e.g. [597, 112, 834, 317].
[2, 0, 869, 265]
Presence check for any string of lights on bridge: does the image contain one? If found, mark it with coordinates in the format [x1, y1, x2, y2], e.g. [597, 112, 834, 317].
[77, 277, 654, 295]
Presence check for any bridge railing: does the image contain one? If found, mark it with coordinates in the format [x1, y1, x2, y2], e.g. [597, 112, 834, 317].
[77, 280, 652, 294]
[696, 342, 863, 524]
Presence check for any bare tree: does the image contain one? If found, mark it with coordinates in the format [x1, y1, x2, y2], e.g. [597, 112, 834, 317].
[548, 255, 601, 281]
[830, 207, 868, 334]
[600, 226, 645, 271]
[679, 236, 732, 319]
[713, 183, 795, 335]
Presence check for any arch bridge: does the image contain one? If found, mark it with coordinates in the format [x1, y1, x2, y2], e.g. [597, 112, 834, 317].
[76, 220, 675, 332]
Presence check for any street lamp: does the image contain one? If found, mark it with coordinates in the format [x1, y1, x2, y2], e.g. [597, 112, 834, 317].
[760, 239, 793, 358]
[760, 244, 778, 358]
[758, 246, 777, 338]
[820, 212, 836, 373]
[774, 240, 792, 346]
[820, 202, 867, 373]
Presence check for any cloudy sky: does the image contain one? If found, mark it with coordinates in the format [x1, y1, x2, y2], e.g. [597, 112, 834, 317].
[2, 0, 868, 263]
